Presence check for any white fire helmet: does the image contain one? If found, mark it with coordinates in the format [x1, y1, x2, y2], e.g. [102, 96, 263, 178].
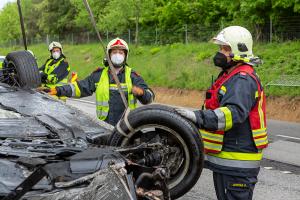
[212, 26, 254, 60]
[106, 38, 129, 60]
[48, 41, 63, 54]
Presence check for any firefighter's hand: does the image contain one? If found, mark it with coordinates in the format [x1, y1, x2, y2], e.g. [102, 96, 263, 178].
[175, 108, 197, 123]
[132, 86, 144, 97]
[37, 87, 57, 95]
[46, 74, 57, 83]
[40, 72, 48, 83]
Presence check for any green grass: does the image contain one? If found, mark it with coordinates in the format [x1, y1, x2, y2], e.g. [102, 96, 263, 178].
[0, 41, 300, 96]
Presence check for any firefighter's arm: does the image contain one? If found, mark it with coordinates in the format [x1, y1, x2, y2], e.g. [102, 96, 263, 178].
[131, 71, 155, 104]
[201, 74, 258, 131]
[55, 68, 101, 97]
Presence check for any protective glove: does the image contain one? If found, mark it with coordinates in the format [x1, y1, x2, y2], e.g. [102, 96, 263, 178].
[175, 108, 197, 123]
[37, 87, 57, 95]
[69, 72, 78, 83]
[46, 74, 58, 84]
[132, 86, 144, 97]
[40, 72, 48, 83]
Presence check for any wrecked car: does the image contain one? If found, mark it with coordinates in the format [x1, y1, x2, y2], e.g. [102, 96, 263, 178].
[0, 50, 204, 200]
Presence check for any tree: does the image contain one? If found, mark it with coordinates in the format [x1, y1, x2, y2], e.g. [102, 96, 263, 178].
[36, 0, 78, 35]
[70, 0, 110, 32]
[0, 2, 21, 43]
[99, 0, 156, 45]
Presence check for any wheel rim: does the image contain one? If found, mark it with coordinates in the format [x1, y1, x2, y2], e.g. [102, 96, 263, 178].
[120, 124, 190, 189]
[5, 61, 20, 87]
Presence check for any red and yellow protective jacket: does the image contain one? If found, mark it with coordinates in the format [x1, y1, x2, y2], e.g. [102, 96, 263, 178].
[195, 64, 268, 176]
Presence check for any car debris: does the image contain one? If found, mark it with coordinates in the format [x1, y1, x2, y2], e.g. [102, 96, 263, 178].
[0, 0, 204, 199]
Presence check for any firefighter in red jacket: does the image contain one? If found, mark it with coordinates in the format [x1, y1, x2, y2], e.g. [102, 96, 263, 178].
[176, 26, 268, 200]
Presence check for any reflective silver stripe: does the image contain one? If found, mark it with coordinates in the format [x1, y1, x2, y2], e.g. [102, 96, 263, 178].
[219, 91, 225, 95]
[146, 89, 154, 102]
[96, 110, 108, 117]
[205, 155, 261, 168]
[109, 87, 128, 91]
[214, 108, 225, 130]
[96, 101, 109, 106]
[69, 83, 76, 97]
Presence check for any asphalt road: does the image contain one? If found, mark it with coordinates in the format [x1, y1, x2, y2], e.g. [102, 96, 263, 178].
[66, 98, 300, 200]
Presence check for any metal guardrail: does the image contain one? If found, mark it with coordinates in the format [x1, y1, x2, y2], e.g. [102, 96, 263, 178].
[266, 75, 300, 87]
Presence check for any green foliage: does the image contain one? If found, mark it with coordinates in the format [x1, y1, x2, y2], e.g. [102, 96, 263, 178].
[0, 0, 300, 44]
[195, 51, 211, 62]
[37, 0, 78, 35]
[150, 47, 161, 55]
[0, 3, 21, 43]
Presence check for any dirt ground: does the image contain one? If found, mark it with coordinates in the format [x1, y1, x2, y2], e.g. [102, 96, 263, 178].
[152, 87, 300, 123]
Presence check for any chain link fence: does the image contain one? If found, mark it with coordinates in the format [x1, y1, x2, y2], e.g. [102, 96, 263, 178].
[1, 16, 300, 47]
[0, 24, 221, 47]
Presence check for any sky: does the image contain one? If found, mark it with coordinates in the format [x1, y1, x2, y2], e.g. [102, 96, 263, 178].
[0, 0, 16, 10]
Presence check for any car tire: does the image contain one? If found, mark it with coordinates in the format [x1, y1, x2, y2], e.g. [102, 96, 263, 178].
[109, 104, 204, 199]
[4, 50, 41, 88]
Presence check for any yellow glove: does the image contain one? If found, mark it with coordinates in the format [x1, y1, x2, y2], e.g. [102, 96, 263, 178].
[69, 72, 78, 83]
[37, 87, 57, 95]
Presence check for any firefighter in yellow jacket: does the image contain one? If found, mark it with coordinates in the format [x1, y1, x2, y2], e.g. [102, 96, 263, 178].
[42, 38, 154, 126]
[39, 41, 70, 88]
[176, 26, 268, 200]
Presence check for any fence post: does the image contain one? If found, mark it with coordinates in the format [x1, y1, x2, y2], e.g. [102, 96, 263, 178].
[87, 32, 90, 43]
[46, 34, 49, 45]
[270, 16, 272, 43]
[71, 33, 74, 45]
[128, 29, 131, 44]
[185, 24, 188, 44]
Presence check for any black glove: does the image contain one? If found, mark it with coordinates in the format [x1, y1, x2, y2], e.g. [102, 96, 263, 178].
[40, 72, 48, 83]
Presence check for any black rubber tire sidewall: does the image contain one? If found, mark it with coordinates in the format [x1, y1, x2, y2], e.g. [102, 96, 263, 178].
[109, 104, 204, 199]
[5, 50, 41, 88]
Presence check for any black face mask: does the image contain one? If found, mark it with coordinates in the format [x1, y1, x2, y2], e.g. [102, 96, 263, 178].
[213, 52, 236, 70]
